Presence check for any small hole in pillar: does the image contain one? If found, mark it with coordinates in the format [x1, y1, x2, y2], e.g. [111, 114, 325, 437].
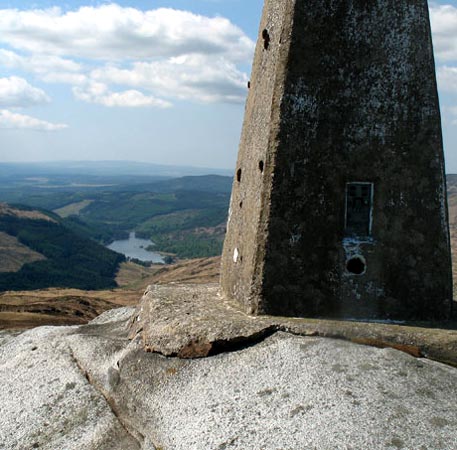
[346, 257, 366, 275]
[239, 201, 243, 209]
[237, 168, 242, 182]
[262, 29, 270, 50]
[259, 160, 264, 173]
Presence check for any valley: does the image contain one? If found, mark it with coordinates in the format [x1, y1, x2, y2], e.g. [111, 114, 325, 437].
[1, 163, 457, 330]
[0, 164, 232, 258]
[0, 204, 125, 291]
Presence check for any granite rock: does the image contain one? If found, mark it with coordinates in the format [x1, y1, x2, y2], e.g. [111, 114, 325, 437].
[2, 305, 457, 449]
[0, 322, 140, 450]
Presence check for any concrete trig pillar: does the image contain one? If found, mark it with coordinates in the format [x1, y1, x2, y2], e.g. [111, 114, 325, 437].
[221, 0, 452, 320]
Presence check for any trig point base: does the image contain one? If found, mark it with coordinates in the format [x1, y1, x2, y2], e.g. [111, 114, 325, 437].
[221, 0, 453, 320]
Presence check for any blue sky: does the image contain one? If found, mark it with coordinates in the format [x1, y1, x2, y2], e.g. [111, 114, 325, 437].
[0, 1, 457, 171]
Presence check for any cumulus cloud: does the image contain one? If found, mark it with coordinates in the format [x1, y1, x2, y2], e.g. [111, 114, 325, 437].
[430, 4, 457, 62]
[0, 76, 50, 108]
[40, 72, 88, 85]
[0, 109, 67, 131]
[437, 66, 457, 92]
[440, 105, 457, 126]
[0, 5, 253, 62]
[0, 49, 81, 74]
[91, 55, 248, 103]
[0, 4, 254, 107]
[73, 81, 172, 108]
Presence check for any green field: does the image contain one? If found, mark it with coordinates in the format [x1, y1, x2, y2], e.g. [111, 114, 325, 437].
[54, 200, 94, 218]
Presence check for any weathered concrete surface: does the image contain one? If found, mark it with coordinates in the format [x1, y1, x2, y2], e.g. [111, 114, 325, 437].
[3, 307, 457, 449]
[221, 0, 452, 321]
[128, 283, 282, 358]
[130, 284, 457, 366]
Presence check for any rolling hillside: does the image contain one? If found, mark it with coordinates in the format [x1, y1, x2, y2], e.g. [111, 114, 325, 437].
[0, 231, 46, 272]
[0, 203, 125, 291]
[445, 175, 457, 294]
[0, 172, 233, 258]
[0, 257, 221, 330]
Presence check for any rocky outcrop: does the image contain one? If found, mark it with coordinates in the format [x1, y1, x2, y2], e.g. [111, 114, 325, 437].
[1, 306, 457, 449]
[0, 314, 140, 450]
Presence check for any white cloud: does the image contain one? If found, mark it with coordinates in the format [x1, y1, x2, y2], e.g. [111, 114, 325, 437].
[0, 76, 50, 108]
[441, 105, 457, 126]
[0, 5, 253, 106]
[430, 4, 457, 62]
[91, 54, 248, 103]
[40, 72, 88, 85]
[0, 49, 81, 74]
[0, 49, 86, 85]
[0, 109, 67, 131]
[437, 66, 457, 92]
[0, 5, 254, 62]
[73, 81, 172, 108]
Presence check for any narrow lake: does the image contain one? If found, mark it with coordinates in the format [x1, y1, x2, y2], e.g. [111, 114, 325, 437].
[107, 232, 164, 263]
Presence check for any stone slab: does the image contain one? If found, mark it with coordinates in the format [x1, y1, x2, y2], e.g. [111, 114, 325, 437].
[129, 283, 457, 366]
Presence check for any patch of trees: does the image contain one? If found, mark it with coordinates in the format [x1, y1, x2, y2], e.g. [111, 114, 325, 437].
[0, 177, 232, 260]
[0, 215, 125, 291]
[150, 232, 224, 259]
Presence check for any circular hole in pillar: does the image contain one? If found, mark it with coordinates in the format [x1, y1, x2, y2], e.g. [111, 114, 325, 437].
[237, 168, 242, 182]
[259, 160, 264, 173]
[346, 257, 366, 275]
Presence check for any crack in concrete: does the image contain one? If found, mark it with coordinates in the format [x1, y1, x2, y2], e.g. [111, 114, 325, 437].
[189, 325, 428, 362]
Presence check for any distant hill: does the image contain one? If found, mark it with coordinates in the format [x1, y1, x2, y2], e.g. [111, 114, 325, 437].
[0, 160, 232, 180]
[0, 203, 125, 291]
[446, 175, 457, 295]
[117, 175, 233, 194]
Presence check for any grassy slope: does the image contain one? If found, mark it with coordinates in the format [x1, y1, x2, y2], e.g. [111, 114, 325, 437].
[116, 258, 221, 289]
[54, 200, 94, 218]
[0, 205, 125, 291]
[0, 231, 46, 272]
[0, 257, 221, 330]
